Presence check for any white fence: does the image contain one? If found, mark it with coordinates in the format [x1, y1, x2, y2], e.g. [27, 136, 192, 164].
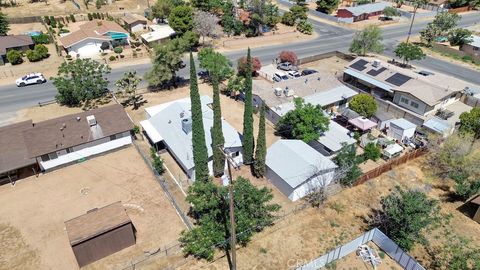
[296, 228, 426, 270]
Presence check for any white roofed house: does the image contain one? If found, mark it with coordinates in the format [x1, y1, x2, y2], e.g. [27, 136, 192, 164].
[266, 140, 337, 201]
[141, 24, 176, 47]
[252, 72, 358, 124]
[140, 96, 243, 181]
[387, 118, 416, 143]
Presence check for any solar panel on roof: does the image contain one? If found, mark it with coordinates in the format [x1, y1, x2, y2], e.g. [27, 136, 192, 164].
[385, 73, 411, 86]
[349, 59, 369, 71]
[367, 67, 387, 77]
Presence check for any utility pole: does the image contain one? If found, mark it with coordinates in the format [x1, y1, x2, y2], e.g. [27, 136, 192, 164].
[218, 146, 237, 270]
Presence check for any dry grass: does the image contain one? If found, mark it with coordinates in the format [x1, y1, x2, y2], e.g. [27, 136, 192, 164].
[0, 147, 186, 270]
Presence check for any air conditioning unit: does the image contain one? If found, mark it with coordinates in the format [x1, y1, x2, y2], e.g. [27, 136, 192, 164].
[274, 87, 282, 97]
[86, 115, 97, 126]
[372, 60, 381, 68]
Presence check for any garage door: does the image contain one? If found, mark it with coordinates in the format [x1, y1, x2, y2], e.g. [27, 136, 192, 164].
[77, 42, 100, 57]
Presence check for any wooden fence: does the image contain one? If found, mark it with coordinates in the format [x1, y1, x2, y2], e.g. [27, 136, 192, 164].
[448, 6, 471, 14]
[354, 148, 428, 186]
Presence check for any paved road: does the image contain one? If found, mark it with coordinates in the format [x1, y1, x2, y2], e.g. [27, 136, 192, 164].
[0, 12, 479, 115]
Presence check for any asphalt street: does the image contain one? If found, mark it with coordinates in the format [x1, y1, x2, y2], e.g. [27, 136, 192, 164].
[0, 12, 479, 115]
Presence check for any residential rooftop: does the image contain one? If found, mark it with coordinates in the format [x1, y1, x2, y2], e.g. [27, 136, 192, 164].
[266, 140, 337, 189]
[253, 72, 355, 109]
[345, 57, 478, 106]
[59, 20, 128, 48]
[0, 120, 36, 174]
[0, 35, 34, 56]
[122, 13, 148, 25]
[23, 104, 133, 158]
[341, 2, 390, 16]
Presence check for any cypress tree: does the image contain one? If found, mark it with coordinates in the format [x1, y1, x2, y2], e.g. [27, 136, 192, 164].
[242, 48, 255, 164]
[253, 105, 266, 177]
[211, 59, 225, 177]
[189, 52, 209, 182]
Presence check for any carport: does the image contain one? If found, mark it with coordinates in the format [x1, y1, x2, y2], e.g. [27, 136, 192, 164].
[65, 202, 136, 267]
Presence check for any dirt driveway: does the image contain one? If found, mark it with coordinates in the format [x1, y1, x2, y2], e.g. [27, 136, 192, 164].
[0, 146, 186, 270]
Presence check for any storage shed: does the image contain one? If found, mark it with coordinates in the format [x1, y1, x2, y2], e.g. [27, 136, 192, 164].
[266, 140, 337, 201]
[387, 118, 416, 143]
[466, 195, 480, 223]
[65, 202, 136, 267]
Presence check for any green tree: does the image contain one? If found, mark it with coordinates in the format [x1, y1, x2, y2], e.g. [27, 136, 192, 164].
[0, 12, 10, 36]
[281, 11, 296, 26]
[459, 107, 480, 139]
[394, 42, 426, 65]
[420, 23, 440, 46]
[180, 177, 280, 261]
[383, 6, 399, 19]
[6, 50, 22, 64]
[189, 53, 210, 182]
[179, 31, 200, 51]
[363, 142, 381, 161]
[349, 93, 377, 118]
[448, 28, 473, 46]
[198, 47, 233, 82]
[52, 59, 111, 106]
[253, 105, 267, 178]
[296, 19, 313, 35]
[145, 39, 184, 88]
[334, 144, 362, 186]
[369, 187, 442, 251]
[315, 0, 339, 14]
[275, 98, 330, 143]
[168, 5, 194, 36]
[32, 33, 51, 44]
[242, 48, 255, 165]
[430, 11, 460, 36]
[151, 147, 165, 174]
[211, 62, 225, 177]
[349, 25, 384, 56]
[191, 0, 211, 11]
[34, 44, 49, 58]
[152, 0, 173, 22]
[26, 49, 42, 62]
[115, 71, 143, 109]
[290, 5, 308, 21]
[264, 1, 281, 27]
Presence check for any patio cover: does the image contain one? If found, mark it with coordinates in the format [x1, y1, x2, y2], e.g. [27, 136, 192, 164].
[348, 117, 377, 131]
[383, 143, 403, 156]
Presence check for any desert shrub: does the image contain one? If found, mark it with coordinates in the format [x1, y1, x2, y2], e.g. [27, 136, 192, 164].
[26, 50, 42, 62]
[113, 47, 123, 54]
[109, 55, 116, 61]
[6, 50, 22, 65]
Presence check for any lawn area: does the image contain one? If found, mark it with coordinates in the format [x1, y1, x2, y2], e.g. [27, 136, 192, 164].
[0, 146, 186, 270]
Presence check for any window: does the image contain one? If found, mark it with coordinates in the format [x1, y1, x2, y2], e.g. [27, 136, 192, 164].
[410, 101, 419, 109]
[66, 147, 73, 153]
[400, 97, 409, 104]
[109, 134, 117, 141]
[41, 154, 50, 161]
[48, 152, 58, 160]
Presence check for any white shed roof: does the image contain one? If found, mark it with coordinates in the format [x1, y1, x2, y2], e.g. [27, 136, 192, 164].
[141, 24, 175, 42]
[389, 118, 416, 130]
[344, 2, 390, 16]
[317, 121, 356, 152]
[266, 140, 337, 189]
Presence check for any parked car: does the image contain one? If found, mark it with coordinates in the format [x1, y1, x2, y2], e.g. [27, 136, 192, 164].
[301, 69, 318, 76]
[287, 70, 301, 78]
[277, 62, 297, 71]
[273, 71, 289, 82]
[16, 73, 47, 87]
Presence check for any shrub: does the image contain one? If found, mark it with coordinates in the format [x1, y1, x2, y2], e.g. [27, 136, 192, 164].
[6, 50, 22, 65]
[281, 11, 295, 26]
[109, 55, 116, 61]
[150, 148, 165, 174]
[58, 28, 70, 34]
[113, 47, 123, 54]
[363, 142, 381, 161]
[44, 15, 51, 25]
[87, 13, 93, 21]
[279, 51, 297, 64]
[32, 33, 51, 44]
[133, 125, 140, 134]
[50, 16, 56, 28]
[296, 20, 313, 35]
[26, 50, 42, 62]
[70, 14, 76, 22]
[34, 44, 49, 58]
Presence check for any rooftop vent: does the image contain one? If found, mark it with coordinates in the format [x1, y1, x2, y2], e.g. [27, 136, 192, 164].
[372, 60, 381, 68]
[274, 87, 282, 97]
[86, 115, 97, 126]
[76, 116, 81, 121]
[182, 118, 192, 134]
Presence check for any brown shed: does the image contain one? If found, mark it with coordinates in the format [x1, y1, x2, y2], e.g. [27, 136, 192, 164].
[65, 202, 136, 267]
[469, 195, 480, 223]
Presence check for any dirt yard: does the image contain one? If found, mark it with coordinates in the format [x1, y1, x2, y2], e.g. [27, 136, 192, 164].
[1, 0, 148, 17]
[333, 243, 403, 270]
[0, 146, 186, 270]
[158, 158, 480, 270]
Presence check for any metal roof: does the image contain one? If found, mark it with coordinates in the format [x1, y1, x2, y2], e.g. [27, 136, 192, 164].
[470, 35, 480, 48]
[266, 140, 337, 189]
[389, 118, 416, 130]
[317, 121, 356, 152]
[141, 96, 242, 172]
[344, 68, 393, 93]
[343, 2, 390, 16]
[422, 117, 452, 134]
